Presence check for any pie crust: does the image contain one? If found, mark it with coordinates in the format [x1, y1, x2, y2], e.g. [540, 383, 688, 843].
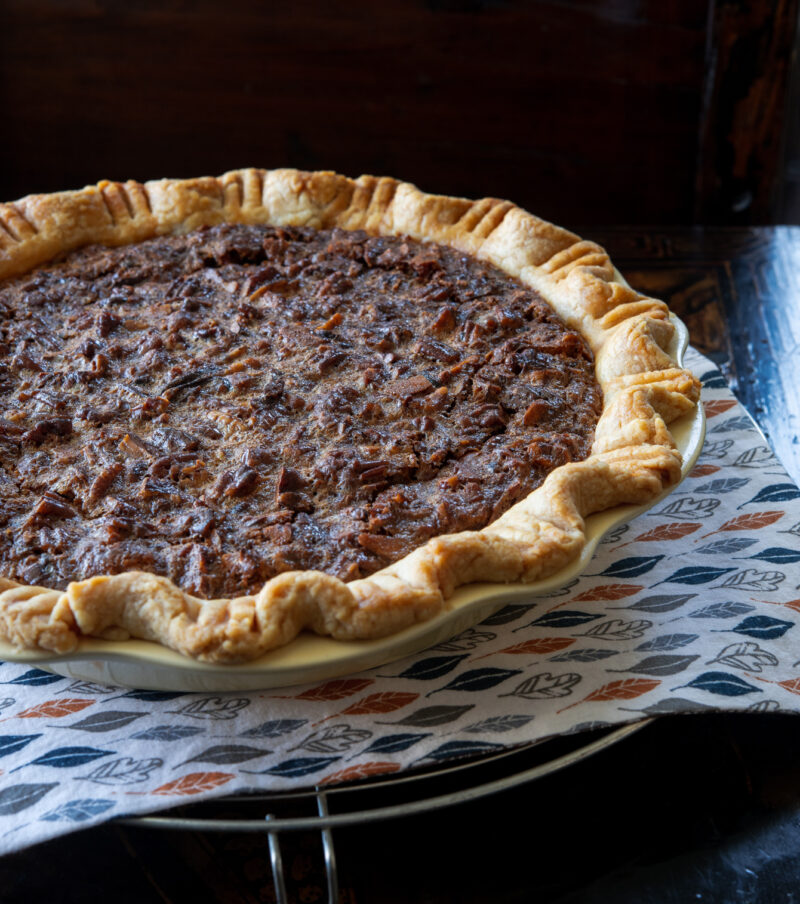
[0, 169, 699, 663]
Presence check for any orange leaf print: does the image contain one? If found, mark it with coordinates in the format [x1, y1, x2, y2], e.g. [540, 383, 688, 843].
[476, 637, 574, 660]
[571, 584, 643, 602]
[319, 762, 401, 786]
[558, 679, 660, 713]
[151, 771, 234, 796]
[704, 399, 738, 418]
[689, 463, 721, 478]
[701, 511, 784, 538]
[625, 522, 700, 545]
[291, 679, 374, 702]
[13, 698, 95, 720]
[778, 679, 800, 696]
[755, 598, 800, 615]
[315, 692, 419, 725]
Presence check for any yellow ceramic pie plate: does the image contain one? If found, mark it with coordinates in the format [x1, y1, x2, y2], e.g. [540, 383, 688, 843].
[0, 314, 704, 690]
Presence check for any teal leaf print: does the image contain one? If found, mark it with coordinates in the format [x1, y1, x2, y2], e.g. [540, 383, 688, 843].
[730, 616, 794, 640]
[389, 655, 469, 681]
[658, 565, 736, 586]
[681, 672, 761, 696]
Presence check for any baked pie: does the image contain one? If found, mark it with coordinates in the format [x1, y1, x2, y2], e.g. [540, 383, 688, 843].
[0, 169, 699, 662]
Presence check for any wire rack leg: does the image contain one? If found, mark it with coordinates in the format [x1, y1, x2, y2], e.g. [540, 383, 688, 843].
[265, 814, 290, 904]
[317, 790, 339, 903]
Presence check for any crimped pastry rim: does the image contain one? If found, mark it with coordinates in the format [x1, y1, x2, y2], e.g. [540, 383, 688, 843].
[0, 168, 701, 664]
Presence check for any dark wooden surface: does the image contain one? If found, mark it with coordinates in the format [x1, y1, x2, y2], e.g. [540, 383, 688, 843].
[1, 0, 797, 226]
[2, 225, 799, 902]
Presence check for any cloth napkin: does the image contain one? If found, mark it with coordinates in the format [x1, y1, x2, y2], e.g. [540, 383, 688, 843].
[1, 347, 799, 856]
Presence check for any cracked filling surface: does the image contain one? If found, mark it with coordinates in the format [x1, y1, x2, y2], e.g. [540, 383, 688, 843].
[0, 224, 603, 598]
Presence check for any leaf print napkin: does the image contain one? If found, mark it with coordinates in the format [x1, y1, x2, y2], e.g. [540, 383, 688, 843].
[1, 347, 799, 855]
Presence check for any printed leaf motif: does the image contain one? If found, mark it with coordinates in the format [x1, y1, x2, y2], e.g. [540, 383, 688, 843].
[179, 744, 271, 766]
[319, 762, 401, 785]
[252, 756, 341, 778]
[131, 725, 206, 742]
[780, 521, 800, 538]
[57, 710, 144, 733]
[524, 610, 602, 628]
[28, 746, 113, 769]
[0, 734, 40, 759]
[653, 497, 720, 519]
[703, 399, 737, 417]
[709, 642, 779, 673]
[463, 715, 534, 734]
[480, 606, 532, 626]
[559, 679, 660, 712]
[695, 538, 757, 556]
[635, 633, 699, 652]
[382, 705, 474, 727]
[747, 700, 782, 713]
[151, 771, 234, 795]
[731, 615, 794, 640]
[332, 692, 419, 716]
[361, 733, 431, 754]
[432, 629, 497, 651]
[168, 697, 249, 720]
[293, 725, 372, 753]
[293, 679, 374, 702]
[632, 698, 715, 715]
[611, 654, 699, 676]
[739, 484, 800, 507]
[718, 569, 785, 591]
[733, 445, 777, 468]
[626, 523, 700, 544]
[659, 565, 735, 585]
[593, 556, 663, 579]
[482, 637, 574, 659]
[688, 464, 721, 478]
[699, 370, 728, 390]
[689, 601, 755, 619]
[0, 783, 58, 816]
[582, 619, 652, 640]
[421, 740, 505, 762]
[601, 524, 630, 544]
[3, 669, 65, 687]
[702, 439, 734, 459]
[777, 679, 800, 696]
[82, 756, 162, 785]
[618, 593, 696, 613]
[702, 511, 784, 537]
[389, 655, 469, 681]
[746, 547, 800, 565]
[693, 477, 750, 495]
[682, 671, 761, 696]
[238, 719, 307, 739]
[15, 699, 94, 720]
[570, 585, 643, 603]
[549, 649, 619, 663]
[60, 680, 119, 696]
[504, 672, 581, 700]
[110, 690, 186, 703]
[430, 669, 521, 696]
[40, 799, 115, 823]
[710, 415, 753, 433]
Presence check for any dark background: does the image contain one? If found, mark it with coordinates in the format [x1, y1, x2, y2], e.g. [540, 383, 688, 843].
[1, 0, 798, 228]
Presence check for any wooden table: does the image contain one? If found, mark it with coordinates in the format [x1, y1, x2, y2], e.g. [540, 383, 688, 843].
[2, 226, 799, 903]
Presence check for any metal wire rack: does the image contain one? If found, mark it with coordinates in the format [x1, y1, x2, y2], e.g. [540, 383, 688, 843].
[119, 718, 650, 903]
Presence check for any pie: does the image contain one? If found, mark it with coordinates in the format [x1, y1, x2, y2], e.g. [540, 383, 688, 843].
[0, 169, 699, 663]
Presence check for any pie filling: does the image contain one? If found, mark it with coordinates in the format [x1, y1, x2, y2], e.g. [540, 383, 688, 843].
[0, 224, 602, 598]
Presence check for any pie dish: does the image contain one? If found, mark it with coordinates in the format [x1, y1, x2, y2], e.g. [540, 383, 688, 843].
[0, 168, 700, 665]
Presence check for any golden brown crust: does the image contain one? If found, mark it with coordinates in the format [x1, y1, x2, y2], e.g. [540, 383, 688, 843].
[0, 169, 700, 662]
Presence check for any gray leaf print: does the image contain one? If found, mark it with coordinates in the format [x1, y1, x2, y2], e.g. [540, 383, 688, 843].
[708, 642, 779, 673]
[502, 672, 582, 700]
